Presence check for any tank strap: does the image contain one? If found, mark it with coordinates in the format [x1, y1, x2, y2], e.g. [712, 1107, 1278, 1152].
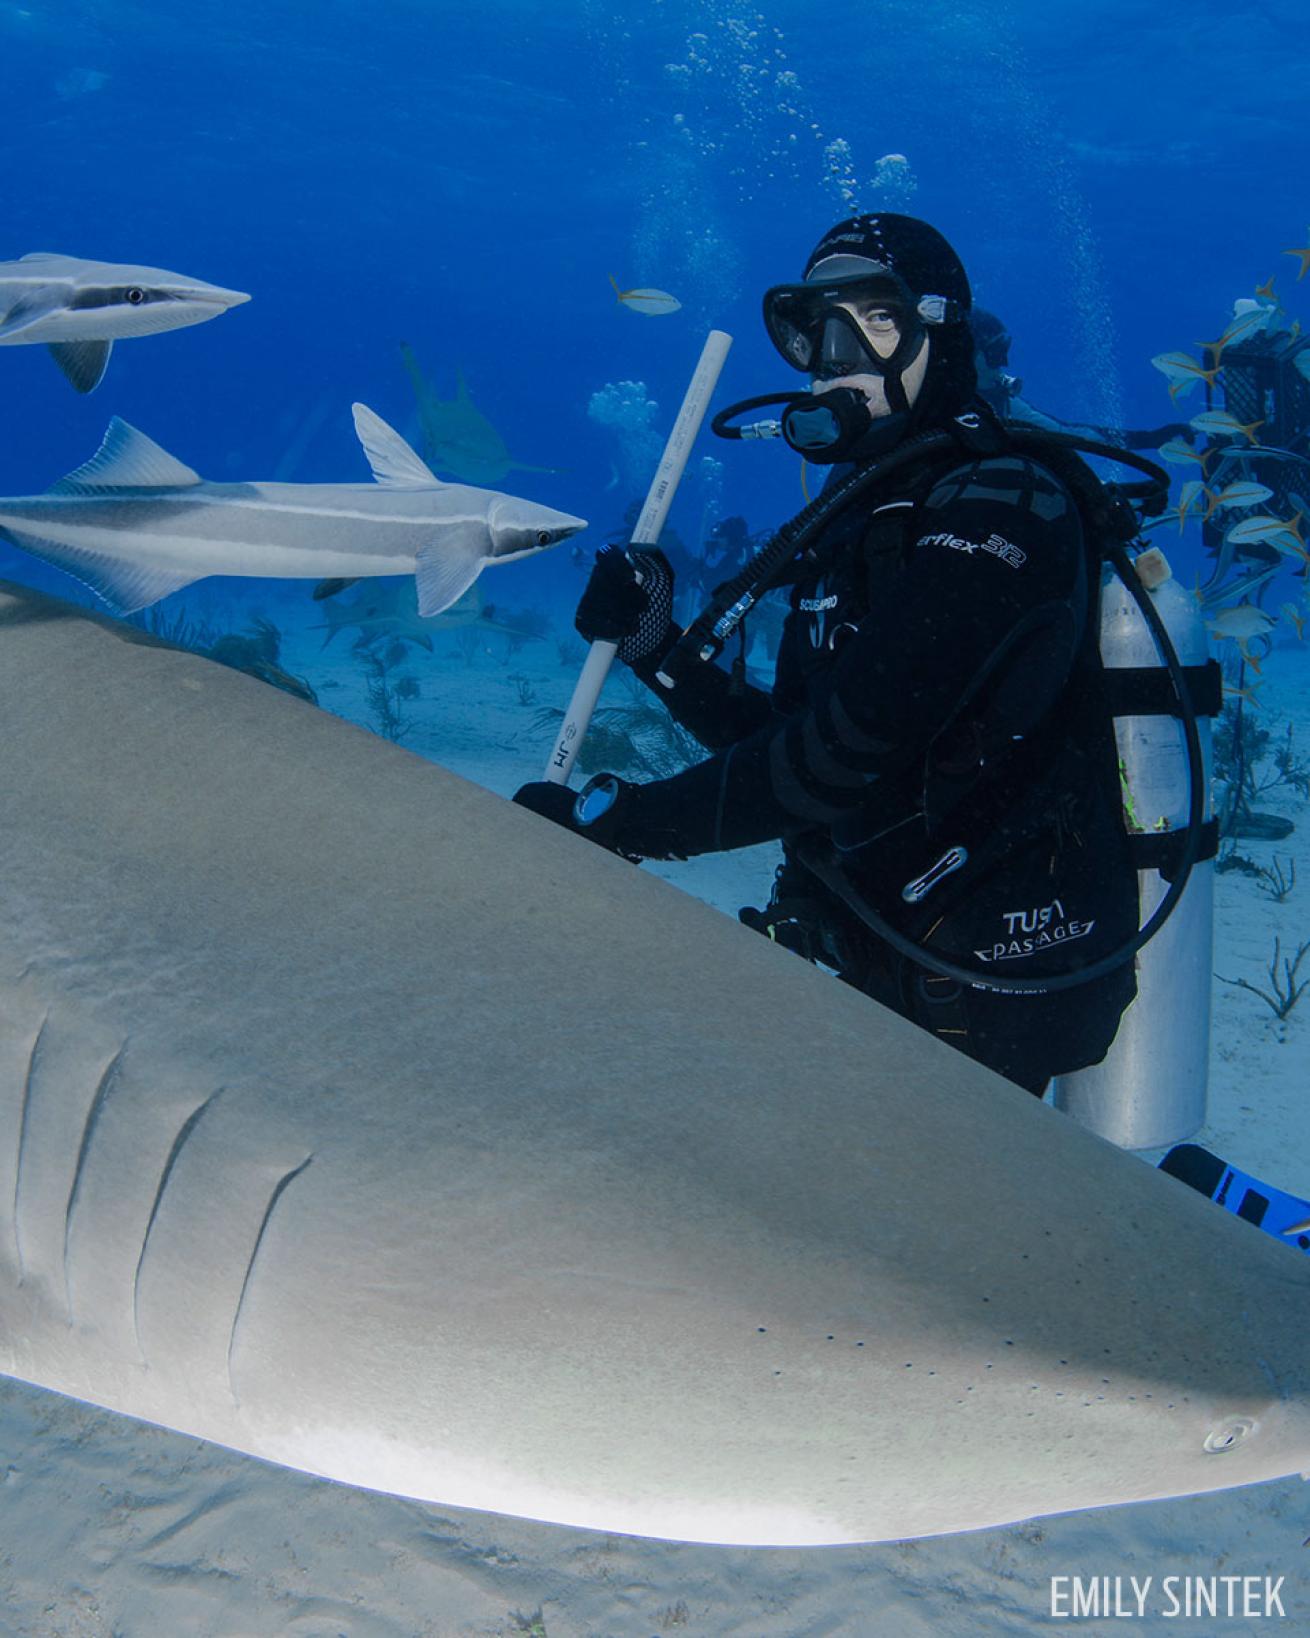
[1126, 818, 1220, 880]
[1101, 658, 1222, 720]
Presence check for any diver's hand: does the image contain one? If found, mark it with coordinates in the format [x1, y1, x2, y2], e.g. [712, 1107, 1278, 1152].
[512, 774, 643, 859]
[575, 545, 675, 662]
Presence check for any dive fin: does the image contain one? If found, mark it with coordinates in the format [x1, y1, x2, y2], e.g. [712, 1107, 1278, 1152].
[352, 402, 441, 489]
[0, 528, 201, 614]
[48, 338, 112, 394]
[50, 419, 202, 493]
[414, 528, 487, 616]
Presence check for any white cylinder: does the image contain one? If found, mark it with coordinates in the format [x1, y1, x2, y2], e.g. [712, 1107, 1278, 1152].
[1051, 562, 1214, 1150]
[544, 330, 733, 783]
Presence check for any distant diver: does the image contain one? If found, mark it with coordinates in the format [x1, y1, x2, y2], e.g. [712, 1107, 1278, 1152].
[970, 306, 1191, 452]
[516, 213, 1204, 1097]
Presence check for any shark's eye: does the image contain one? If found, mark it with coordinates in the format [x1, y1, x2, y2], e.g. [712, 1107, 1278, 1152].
[125, 287, 145, 305]
[536, 530, 553, 546]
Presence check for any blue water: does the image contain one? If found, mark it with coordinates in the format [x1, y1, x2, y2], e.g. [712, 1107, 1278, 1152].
[4, 0, 1309, 622]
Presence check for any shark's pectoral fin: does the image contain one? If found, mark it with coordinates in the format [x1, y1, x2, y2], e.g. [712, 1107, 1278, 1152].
[0, 528, 202, 614]
[415, 529, 488, 617]
[352, 403, 443, 489]
[47, 339, 112, 394]
[50, 418, 202, 493]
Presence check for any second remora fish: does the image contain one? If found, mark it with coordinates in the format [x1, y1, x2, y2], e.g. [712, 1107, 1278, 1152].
[0, 404, 586, 616]
[0, 252, 250, 392]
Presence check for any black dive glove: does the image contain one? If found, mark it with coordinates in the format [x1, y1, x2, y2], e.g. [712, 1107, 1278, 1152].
[512, 773, 691, 861]
[575, 546, 675, 663]
[513, 774, 642, 859]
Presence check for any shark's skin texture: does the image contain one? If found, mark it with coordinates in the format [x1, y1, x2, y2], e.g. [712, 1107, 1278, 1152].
[0, 406, 586, 616]
[0, 579, 1307, 1547]
[0, 253, 249, 391]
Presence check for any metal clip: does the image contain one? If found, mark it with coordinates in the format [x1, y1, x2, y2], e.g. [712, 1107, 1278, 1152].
[901, 846, 969, 905]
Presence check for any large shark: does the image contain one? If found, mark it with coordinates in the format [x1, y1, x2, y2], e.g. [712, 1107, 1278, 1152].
[401, 341, 561, 485]
[0, 253, 250, 392]
[0, 404, 586, 616]
[0, 578, 1307, 1547]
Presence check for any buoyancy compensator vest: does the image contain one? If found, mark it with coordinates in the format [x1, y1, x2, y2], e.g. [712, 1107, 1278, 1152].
[668, 406, 1221, 1144]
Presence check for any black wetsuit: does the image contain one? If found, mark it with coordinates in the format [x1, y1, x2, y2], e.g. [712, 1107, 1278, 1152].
[615, 438, 1140, 1094]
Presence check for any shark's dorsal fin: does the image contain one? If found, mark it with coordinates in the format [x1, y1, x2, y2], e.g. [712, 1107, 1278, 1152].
[351, 402, 441, 488]
[50, 418, 202, 493]
[47, 339, 112, 394]
[19, 252, 68, 261]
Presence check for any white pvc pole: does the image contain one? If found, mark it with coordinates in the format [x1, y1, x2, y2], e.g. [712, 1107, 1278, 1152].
[543, 328, 733, 783]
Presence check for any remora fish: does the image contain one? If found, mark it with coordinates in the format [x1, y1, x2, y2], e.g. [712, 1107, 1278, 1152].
[0, 404, 586, 616]
[0, 253, 249, 392]
[0, 578, 1308, 1548]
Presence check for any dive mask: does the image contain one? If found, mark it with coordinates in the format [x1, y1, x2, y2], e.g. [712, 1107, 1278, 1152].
[762, 268, 962, 376]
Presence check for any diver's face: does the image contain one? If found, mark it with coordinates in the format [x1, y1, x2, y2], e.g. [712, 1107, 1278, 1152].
[812, 299, 929, 417]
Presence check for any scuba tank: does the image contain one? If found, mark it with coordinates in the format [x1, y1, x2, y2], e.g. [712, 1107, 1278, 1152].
[1051, 548, 1220, 1149]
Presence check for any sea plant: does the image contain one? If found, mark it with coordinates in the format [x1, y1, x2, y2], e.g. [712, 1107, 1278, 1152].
[1219, 936, 1310, 1034]
[1256, 856, 1296, 903]
[555, 635, 586, 670]
[1212, 703, 1309, 836]
[360, 647, 413, 742]
[129, 602, 223, 652]
[130, 606, 317, 702]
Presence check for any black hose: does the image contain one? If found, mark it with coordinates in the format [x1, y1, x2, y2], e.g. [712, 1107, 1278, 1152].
[798, 539, 1207, 995]
[662, 413, 1190, 994]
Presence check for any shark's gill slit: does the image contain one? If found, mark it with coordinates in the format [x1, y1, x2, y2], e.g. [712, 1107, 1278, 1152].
[62, 1041, 128, 1323]
[131, 1089, 224, 1356]
[227, 1154, 314, 1404]
[12, 1015, 50, 1284]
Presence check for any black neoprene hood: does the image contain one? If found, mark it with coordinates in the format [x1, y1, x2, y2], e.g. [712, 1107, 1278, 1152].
[803, 214, 973, 314]
[796, 214, 979, 427]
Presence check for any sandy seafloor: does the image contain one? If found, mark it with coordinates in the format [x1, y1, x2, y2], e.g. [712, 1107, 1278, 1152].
[1, 591, 1307, 1637]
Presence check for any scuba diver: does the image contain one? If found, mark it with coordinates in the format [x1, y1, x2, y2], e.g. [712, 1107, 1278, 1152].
[971, 307, 1192, 452]
[514, 213, 1172, 1096]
